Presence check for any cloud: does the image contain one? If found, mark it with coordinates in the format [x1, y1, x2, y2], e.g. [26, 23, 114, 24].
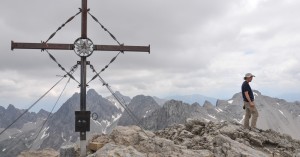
[1, 0, 300, 110]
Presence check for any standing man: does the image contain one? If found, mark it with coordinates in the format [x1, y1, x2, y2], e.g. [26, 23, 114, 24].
[242, 73, 259, 130]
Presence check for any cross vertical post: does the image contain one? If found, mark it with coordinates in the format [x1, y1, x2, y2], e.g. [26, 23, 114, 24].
[80, 0, 88, 156]
[81, 0, 87, 38]
[79, 57, 87, 156]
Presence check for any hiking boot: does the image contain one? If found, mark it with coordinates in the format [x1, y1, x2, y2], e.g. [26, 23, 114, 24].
[250, 127, 261, 133]
[243, 126, 251, 132]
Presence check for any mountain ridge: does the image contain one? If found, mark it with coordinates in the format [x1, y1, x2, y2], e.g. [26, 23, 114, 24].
[1, 89, 300, 157]
[165, 94, 218, 106]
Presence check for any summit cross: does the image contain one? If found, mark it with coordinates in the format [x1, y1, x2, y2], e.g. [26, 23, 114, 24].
[11, 0, 150, 156]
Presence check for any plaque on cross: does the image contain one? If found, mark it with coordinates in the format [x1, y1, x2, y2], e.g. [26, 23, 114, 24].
[11, 0, 150, 156]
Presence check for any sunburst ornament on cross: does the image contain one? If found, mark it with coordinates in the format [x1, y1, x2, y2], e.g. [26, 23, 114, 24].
[74, 37, 94, 57]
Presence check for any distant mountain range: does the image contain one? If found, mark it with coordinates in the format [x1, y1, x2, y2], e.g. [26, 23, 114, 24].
[165, 94, 218, 105]
[0, 89, 300, 157]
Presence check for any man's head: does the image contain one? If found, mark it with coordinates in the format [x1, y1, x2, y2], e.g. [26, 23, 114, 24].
[244, 73, 255, 82]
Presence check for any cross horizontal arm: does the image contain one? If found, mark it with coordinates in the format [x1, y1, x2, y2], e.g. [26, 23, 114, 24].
[11, 41, 150, 53]
[94, 44, 150, 53]
[11, 41, 74, 51]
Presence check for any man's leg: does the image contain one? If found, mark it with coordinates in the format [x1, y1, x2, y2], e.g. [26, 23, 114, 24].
[243, 102, 251, 129]
[250, 105, 259, 128]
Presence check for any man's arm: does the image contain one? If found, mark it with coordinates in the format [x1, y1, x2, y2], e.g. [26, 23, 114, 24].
[244, 91, 255, 107]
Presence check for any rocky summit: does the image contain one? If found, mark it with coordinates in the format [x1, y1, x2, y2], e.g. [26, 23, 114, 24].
[40, 119, 300, 157]
[156, 119, 300, 157]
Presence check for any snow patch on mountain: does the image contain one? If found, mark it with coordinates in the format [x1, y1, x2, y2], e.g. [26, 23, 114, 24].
[113, 101, 124, 112]
[112, 114, 122, 122]
[228, 100, 233, 104]
[143, 109, 152, 118]
[106, 91, 131, 112]
[61, 132, 66, 142]
[92, 119, 102, 126]
[215, 108, 223, 112]
[278, 110, 284, 116]
[239, 115, 245, 124]
[278, 110, 287, 119]
[203, 118, 210, 122]
[208, 114, 216, 119]
[233, 119, 239, 123]
[41, 127, 49, 139]
[102, 120, 111, 127]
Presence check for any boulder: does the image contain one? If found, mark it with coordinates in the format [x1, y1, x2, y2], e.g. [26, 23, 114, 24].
[60, 144, 77, 157]
[17, 148, 59, 157]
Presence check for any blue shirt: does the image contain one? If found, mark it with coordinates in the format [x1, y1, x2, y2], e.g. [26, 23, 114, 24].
[241, 81, 254, 102]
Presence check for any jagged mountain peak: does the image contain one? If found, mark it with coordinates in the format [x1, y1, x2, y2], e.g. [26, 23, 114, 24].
[231, 93, 241, 99]
[37, 108, 48, 113]
[203, 100, 213, 109]
[253, 90, 261, 95]
[231, 90, 262, 99]
[113, 91, 128, 98]
[191, 102, 200, 107]
[165, 94, 218, 106]
[37, 109, 49, 118]
[131, 95, 157, 104]
[7, 104, 16, 110]
[118, 95, 160, 126]
[163, 99, 187, 108]
[87, 88, 101, 97]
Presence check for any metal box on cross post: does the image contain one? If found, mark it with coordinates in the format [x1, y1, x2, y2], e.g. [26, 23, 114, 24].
[75, 111, 91, 132]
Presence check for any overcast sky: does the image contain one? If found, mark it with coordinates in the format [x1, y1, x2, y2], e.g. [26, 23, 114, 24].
[1, 0, 300, 110]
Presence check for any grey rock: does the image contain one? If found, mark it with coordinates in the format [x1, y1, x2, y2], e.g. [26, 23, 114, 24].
[89, 125, 213, 157]
[156, 119, 300, 157]
[17, 148, 58, 157]
[93, 143, 146, 157]
[60, 144, 76, 157]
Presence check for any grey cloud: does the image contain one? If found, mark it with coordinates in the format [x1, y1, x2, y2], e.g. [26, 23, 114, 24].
[1, 0, 300, 109]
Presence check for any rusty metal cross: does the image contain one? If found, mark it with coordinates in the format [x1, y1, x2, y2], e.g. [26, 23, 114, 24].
[11, 0, 150, 156]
